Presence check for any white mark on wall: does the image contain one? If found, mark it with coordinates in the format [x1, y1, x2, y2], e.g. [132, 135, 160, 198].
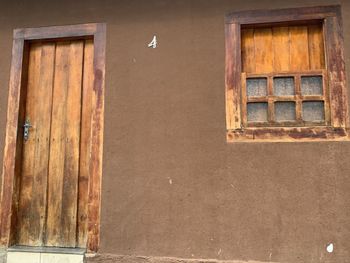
[168, 177, 173, 185]
[327, 243, 334, 253]
[148, 35, 157, 48]
[217, 249, 222, 255]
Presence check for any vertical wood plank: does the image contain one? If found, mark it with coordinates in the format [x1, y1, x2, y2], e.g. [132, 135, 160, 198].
[241, 29, 255, 73]
[273, 27, 290, 72]
[254, 28, 273, 73]
[325, 16, 349, 127]
[45, 42, 70, 246]
[9, 43, 30, 247]
[0, 38, 25, 247]
[225, 23, 241, 130]
[86, 23, 106, 252]
[17, 43, 42, 245]
[28, 43, 55, 246]
[290, 26, 310, 71]
[60, 40, 84, 247]
[77, 39, 94, 247]
[308, 24, 325, 70]
[241, 73, 247, 127]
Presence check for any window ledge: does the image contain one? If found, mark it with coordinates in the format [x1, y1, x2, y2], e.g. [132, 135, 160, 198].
[227, 126, 349, 142]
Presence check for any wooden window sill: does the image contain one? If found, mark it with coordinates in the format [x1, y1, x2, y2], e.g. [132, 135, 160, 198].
[227, 126, 349, 142]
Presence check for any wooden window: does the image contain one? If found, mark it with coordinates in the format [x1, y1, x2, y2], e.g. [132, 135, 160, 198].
[225, 5, 349, 142]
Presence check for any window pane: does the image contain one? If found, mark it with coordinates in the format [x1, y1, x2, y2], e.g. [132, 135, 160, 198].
[273, 77, 295, 96]
[301, 76, 323, 95]
[246, 78, 267, 97]
[275, 102, 296, 121]
[247, 102, 268, 122]
[302, 101, 325, 121]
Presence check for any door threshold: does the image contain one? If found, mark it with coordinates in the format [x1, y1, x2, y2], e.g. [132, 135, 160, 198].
[7, 245, 85, 255]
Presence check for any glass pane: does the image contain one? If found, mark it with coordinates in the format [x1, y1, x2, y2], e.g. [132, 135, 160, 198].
[246, 78, 267, 97]
[302, 101, 325, 121]
[273, 77, 295, 96]
[247, 102, 268, 122]
[301, 76, 323, 95]
[275, 102, 296, 121]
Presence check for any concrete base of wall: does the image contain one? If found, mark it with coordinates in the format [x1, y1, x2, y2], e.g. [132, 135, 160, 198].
[6, 251, 84, 263]
[0, 249, 6, 263]
[85, 254, 277, 263]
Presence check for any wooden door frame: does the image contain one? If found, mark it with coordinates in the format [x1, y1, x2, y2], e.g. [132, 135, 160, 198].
[0, 23, 106, 253]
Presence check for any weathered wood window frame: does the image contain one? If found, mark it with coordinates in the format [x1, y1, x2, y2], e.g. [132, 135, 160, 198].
[225, 5, 349, 142]
[0, 23, 106, 252]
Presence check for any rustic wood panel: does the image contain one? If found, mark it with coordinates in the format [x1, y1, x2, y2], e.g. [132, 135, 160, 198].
[32, 43, 56, 245]
[8, 43, 30, 247]
[86, 23, 106, 252]
[77, 39, 94, 247]
[225, 23, 241, 130]
[289, 26, 309, 71]
[241, 24, 324, 74]
[226, 5, 339, 24]
[14, 24, 97, 41]
[17, 43, 42, 245]
[308, 25, 325, 70]
[241, 29, 255, 73]
[17, 42, 55, 246]
[325, 16, 349, 128]
[227, 126, 349, 142]
[61, 41, 84, 247]
[254, 28, 273, 73]
[272, 27, 290, 72]
[45, 42, 71, 246]
[0, 23, 105, 252]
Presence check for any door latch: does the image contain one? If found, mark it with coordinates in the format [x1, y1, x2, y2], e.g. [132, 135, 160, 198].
[23, 118, 32, 141]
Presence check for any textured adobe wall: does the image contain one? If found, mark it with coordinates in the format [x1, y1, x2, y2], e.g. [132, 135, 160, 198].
[0, 1, 350, 263]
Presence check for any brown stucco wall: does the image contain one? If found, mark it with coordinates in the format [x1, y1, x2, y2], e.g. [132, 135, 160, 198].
[0, 0, 350, 263]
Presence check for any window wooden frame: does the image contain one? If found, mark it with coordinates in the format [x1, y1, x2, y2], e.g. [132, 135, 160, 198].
[225, 5, 349, 142]
[0, 23, 106, 252]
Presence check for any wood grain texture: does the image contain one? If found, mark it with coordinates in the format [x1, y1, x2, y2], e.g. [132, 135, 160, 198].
[0, 38, 25, 247]
[290, 26, 309, 71]
[272, 27, 290, 72]
[17, 43, 42, 245]
[225, 23, 241, 130]
[241, 29, 255, 73]
[308, 25, 325, 70]
[86, 23, 106, 253]
[17, 42, 56, 246]
[227, 126, 349, 142]
[242, 24, 324, 74]
[77, 40, 94, 247]
[14, 24, 97, 40]
[254, 28, 273, 73]
[60, 40, 84, 247]
[226, 5, 339, 24]
[45, 42, 71, 246]
[325, 16, 349, 128]
[1, 23, 106, 252]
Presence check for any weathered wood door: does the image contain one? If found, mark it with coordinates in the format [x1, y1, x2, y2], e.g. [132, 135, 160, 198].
[16, 39, 94, 248]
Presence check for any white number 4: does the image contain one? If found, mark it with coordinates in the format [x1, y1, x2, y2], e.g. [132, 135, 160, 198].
[148, 35, 157, 49]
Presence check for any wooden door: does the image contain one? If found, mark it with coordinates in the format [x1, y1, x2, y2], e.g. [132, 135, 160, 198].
[16, 39, 94, 248]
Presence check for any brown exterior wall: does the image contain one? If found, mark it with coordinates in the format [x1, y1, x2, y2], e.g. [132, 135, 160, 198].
[0, 0, 350, 263]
